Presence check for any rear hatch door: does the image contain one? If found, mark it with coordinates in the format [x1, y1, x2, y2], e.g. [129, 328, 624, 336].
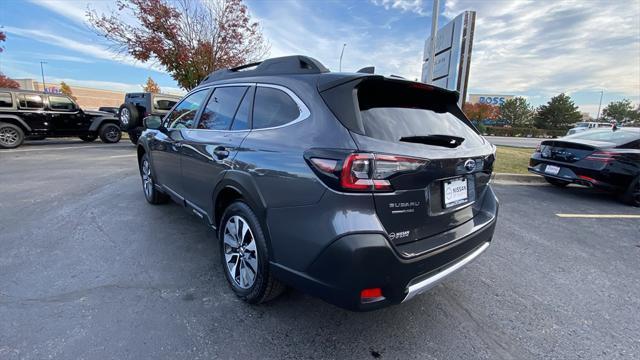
[321, 77, 495, 247]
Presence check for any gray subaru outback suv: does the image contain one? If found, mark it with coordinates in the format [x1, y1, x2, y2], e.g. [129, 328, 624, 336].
[135, 55, 499, 311]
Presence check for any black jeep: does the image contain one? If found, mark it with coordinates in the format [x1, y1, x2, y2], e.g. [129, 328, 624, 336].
[118, 92, 180, 144]
[0, 88, 121, 149]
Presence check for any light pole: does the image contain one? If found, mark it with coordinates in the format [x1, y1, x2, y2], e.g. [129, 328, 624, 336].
[40, 61, 47, 92]
[426, 0, 440, 84]
[339, 43, 346, 72]
[596, 90, 604, 120]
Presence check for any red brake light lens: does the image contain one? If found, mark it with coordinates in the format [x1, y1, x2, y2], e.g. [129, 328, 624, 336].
[310, 158, 338, 173]
[585, 151, 618, 162]
[340, 153, 374, 190]
[339, 153, 428, 192]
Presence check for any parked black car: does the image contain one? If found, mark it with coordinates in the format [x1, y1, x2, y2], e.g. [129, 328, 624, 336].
[0, 88, 121, 149]
[135, 56, 499, 311]
[118, 92, 180, 144]
[529, 128, 640, 206]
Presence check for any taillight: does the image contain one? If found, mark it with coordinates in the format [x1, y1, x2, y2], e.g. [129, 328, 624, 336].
[339, 153, 428, 192]
[340, 153, 374, 190]
[585, 151, 619, 163]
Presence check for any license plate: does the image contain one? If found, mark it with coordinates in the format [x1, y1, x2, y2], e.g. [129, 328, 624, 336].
[443, 177, 468, 208]
[545, 165, 560, 175]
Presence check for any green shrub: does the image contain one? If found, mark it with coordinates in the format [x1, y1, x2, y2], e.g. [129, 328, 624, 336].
[485, 126, 565, 138]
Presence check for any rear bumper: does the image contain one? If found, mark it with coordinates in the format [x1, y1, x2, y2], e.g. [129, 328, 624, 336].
[528, 161, 618, 190]
[271, 186, 498, 311]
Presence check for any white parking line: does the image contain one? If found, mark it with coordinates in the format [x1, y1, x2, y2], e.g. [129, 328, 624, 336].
[2, 144, 119, 153]
[109, 154, 137, 158]
[556, 214, 640, 219]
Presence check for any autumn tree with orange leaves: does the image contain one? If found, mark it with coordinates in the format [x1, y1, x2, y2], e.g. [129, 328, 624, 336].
[462, 102, 501, 122]
[0, 30, 20, 89]
[143, 77, 161, 93]
[87, 0, 268, 90]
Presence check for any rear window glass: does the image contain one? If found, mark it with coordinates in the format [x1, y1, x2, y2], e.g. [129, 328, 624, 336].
[18, 94, 44, 109]
[566, 129, 640, 145]
[357, 81, 483, 147]
[0, 92, 12, 107]
[252, 87, 300, 129]
[154, 98, 178, 111]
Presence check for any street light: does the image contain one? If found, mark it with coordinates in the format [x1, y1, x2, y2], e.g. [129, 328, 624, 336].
[425, 0, 440, 85]
[596, 90, 604, 120]
[339, 43, 346, 72]
[40, 61, 47, 92]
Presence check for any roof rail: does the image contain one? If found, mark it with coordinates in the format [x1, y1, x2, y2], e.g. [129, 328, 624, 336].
[201, 55, 329, 84]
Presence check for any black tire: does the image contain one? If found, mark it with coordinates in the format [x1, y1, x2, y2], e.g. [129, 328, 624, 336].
[140, 153, 169, 205]
[0, 122, 25, 149]
[98, 123, 122, 143]
[128, 130, 140, 145]
[79, 134, 98, 142]
[219, 201, 285, 304]
[118, 103, 140, 131]
[545, 176, 569, 188]
[622, 176, 640, 207]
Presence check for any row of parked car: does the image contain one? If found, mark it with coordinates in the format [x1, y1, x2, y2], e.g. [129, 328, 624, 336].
[0, 88, 180, 149]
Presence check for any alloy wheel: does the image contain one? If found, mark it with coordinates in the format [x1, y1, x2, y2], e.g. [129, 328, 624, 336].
[223, 215, 259, 289]
[0, 127, 19, 147]
[141, 159, 153, 199]
[105, 127, 120, 142]
[121, 108, 130, 125]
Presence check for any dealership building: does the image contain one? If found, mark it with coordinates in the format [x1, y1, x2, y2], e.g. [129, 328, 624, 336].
[467, 94, 515, 106]
[16, 79, 129, 110]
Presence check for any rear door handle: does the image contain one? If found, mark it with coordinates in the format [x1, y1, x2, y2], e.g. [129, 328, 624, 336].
[213, 146, 229, 159]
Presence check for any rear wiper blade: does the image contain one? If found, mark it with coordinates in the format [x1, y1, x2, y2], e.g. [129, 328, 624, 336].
[399, 135, 465, 148]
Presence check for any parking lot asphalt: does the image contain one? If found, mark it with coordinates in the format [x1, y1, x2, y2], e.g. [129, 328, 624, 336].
[1, 140, 639, 360]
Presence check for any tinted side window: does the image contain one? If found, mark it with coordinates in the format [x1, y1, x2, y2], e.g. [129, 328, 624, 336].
[49, 96, 76, 111]
[198, 87, 248, 130]
[18, 94, 44, 109]
[231, 87, 253, 131]
[252, 87, 300, 129]
[163, 90, 209, 129]
[0, 92, 12, 108]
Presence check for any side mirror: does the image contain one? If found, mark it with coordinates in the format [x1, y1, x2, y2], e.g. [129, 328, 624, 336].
[143, 115, 163, 130]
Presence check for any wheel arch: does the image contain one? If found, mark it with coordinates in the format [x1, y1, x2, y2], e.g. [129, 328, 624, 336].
[137, 145, 147, 173]
[89, 117, 121, 132]
[0, 115, 31, 132]
[212, 171, 268, 232]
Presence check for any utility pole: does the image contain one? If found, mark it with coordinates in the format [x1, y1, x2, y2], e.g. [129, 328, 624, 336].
[40, 61, 47, 92]
[339, 43, 347, 72]
[596, 90, 604, 120]
[425, 0, 440, 84]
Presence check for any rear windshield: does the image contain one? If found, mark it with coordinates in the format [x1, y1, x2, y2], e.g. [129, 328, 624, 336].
[357, 80, 484, 147]
[154, 97, 178, 111]
[566, 129, 640, 145]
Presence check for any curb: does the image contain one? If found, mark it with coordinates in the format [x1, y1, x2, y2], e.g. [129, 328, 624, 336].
[491, 173, 547, 184]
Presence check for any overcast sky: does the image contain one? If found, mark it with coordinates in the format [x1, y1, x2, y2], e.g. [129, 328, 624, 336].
[1, 0, 638, 116]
